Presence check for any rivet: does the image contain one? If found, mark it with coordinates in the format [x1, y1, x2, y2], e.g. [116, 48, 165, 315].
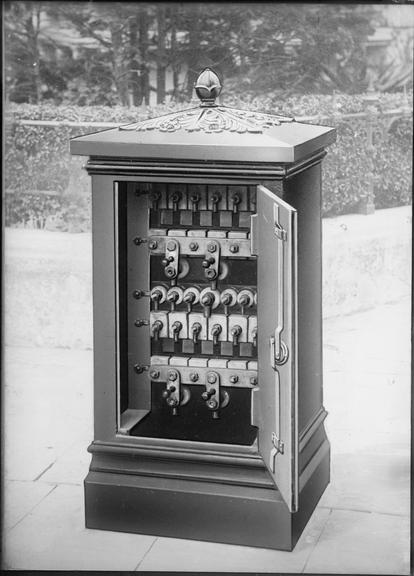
[189, 372, 199, 382]
[148, 240, 158, 250]
[229, 375, 239, 384]
[250, 376, 258, 386]
[167, 240, 177, 251]
[229, 244, 239, 253]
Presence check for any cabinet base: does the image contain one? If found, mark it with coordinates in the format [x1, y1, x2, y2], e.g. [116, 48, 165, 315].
[84, 442, 329, 550]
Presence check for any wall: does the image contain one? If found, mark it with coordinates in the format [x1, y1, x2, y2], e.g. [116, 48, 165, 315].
[4, 206, 411, 350]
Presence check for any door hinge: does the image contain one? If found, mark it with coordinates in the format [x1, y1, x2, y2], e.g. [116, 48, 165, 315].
[274, 204, 287, 241]
[274, 224, 287, 241]
[269, 432, 285, 472]
[272, 432, 284, 454]
[270, 336, 289, 369]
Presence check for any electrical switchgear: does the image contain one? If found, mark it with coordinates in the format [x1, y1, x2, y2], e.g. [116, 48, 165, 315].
[70, 68, 336, 550]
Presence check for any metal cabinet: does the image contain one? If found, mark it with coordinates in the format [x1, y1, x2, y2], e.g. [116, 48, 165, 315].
[70, 68, 336, 550]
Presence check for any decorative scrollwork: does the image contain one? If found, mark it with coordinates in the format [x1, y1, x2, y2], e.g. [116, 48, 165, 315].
[119, 105, 294, 134]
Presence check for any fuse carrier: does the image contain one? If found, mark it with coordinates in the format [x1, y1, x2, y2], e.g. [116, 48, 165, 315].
[118, 182, 259, 445]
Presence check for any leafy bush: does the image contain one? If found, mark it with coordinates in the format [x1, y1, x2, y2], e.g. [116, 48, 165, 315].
[4, 93, 412, 231]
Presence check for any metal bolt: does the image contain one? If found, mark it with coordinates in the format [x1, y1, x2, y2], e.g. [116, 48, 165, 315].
[189, 241, 199, 251]
[134, 364, 144, 374]
[167, 240, 177, 251]
[207, 242, 216, 253]
[165, 267, 175, 277]
[148, 240, 158, 250]
[207, 399, 219, 410]
[189, 372, 199, 382]
[206, 269, 216, 279]
[150, 370, 160, 379]
[133, 289, 143, 299]
[229, 244, 239, 253]
[168, 370, 177, 381]
[133, 237, 146, 246]
[250, 376, 258, 386]
[167, 397, 178, 407]
[207, 373, 217, 384]
[229, 375, 239, 384]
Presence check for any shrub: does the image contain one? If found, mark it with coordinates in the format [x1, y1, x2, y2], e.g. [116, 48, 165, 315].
[4, 93, 412, 231]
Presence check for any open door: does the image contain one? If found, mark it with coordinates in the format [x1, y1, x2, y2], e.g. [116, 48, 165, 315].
[252, 184, 298, 513]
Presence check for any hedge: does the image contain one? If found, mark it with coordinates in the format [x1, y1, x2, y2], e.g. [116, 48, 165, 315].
[5, 92, 412, 231]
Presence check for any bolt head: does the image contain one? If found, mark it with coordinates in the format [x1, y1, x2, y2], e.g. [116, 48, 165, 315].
[189, 372, 199, 382]
[229, 375, 239, 383]
[250, 376, 258, 386]
[189, 241, 199, 251]
[168, 370, 177, 381]
[133, 237, 143, 245]
[207, 373, 217, 384]
[150, 370, 160, 379]
[206, 269, 216, 279]
[207, 242, 216, 253]
[167, 397, 178, 406]
[207, 399, 218, 410]
[134, 364, 144, 374]
[148, 240, 158, 250]
[165, 267, 175, 277]
[229, 244, 239, 253]
[167, 240, 177, 251]
[132, 290, 142, 299]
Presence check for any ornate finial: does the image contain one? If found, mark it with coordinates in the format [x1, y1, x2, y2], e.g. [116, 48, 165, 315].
[120, 66, 295, 134]
[194, 68, 222, 107]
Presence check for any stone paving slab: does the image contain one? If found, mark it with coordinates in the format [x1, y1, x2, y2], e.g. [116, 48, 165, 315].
[2, 484, 156, 571]
[303, 509, 410, 575]
[136, 508, 331, 572]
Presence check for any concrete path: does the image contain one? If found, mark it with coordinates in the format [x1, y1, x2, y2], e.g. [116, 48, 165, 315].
[1, 297, 410, 572]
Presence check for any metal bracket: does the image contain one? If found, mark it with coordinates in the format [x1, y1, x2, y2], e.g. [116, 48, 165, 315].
[163, 239, 180, 284]
[164, 368, 181, 416]
[270, 336, 289, 368]
[203, 240, 220, 285]
[269, 431, 285, 472]
[274, 204, 287, 241]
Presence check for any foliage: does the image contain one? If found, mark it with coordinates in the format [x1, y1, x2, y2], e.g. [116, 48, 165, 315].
[4, 93, 412, 231]
[5, 2, 401, 107]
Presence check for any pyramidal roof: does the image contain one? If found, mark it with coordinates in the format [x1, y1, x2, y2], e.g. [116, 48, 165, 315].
[70, 68, 335, 163]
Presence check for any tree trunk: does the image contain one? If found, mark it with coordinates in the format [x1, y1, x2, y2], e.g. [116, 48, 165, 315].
[185, 5, 202, 99]
[170, 7, 181, 100]
[26, 5, 42, 103]
[139, 8, 150, 105]
[110, 21, 129, 106]
[128, 16, 140, 106]
[156, 5, 167, 104]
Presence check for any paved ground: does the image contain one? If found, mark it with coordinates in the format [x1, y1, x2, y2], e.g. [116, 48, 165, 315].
[1, 297, 410, 573]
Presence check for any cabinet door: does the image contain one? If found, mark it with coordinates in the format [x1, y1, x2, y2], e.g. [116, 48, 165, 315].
[253, 184, 298, 512]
